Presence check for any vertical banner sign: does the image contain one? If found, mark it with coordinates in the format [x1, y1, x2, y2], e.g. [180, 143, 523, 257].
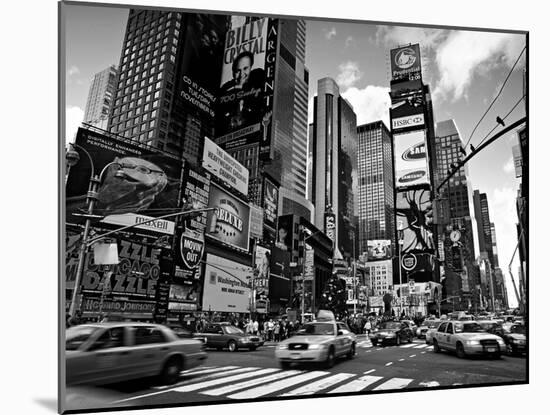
[396, 189, 434, 253]
[153, 248, 173, 323]
[254, 246, 271, 300]
[325, 212, 336, 243]
[304, 246, 315, 281]
[249, 204, 264, 240]
[262, 176, 279, 230]
[259, 18, 278, 161]
[175, 229, 205, 280]
[394, 130, 430, 188]
[181, 164, 211, 233]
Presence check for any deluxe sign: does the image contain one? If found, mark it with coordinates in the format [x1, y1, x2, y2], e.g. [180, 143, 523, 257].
[202, 137, 249, 196]
[392, 114, 425, 130]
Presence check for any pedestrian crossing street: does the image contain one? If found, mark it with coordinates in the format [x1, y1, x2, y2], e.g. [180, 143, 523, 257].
[122, 359, 440, 402]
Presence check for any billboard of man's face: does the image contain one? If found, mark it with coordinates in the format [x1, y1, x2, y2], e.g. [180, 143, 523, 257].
[98, 157, 168, 215]
[232, 52, 252, 88]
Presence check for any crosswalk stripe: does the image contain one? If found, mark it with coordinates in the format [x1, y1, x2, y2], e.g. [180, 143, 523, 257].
[372, 377, 413, 391]
[202, 370, 299, 396]
[181, 366, 215, 374]
[413, 344, 429, 349]
[280, 373, 355, 396]
[228, 371, 329, 399]
[173, 367, 263, 392]
[399, 344, 417, 348]
[328, 375, 383, 394]
[182, 366, 239, 376]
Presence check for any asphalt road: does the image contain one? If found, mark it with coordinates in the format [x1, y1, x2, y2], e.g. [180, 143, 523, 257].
[65, 336, 527, 412]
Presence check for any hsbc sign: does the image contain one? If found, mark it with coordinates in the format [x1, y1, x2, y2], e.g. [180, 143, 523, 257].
[392, 114, 425, 130]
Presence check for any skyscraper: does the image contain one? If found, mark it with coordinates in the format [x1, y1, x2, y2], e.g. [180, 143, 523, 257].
[356, 121, 395, 257]
[84, 65, 118, 130]
[490, 222, 499, 268]
[310, 77, 358, 260]
[107, 10, 230, 162]
[473, 190, 495, 267]
[434, 119, 478, 309]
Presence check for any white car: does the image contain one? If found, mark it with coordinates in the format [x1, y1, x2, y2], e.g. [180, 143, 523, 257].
[432, 320, 505, 358]
[66, 322, 207, 385]
[275, 316, 356, 369]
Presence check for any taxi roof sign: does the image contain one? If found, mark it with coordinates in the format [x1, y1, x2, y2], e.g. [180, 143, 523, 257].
[316, 309, 336, 322]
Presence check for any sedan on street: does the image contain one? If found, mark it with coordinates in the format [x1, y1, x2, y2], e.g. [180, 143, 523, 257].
[500, 323, 527, 355]
[197, 323, 264, 352]
[417, 320, 442, 340]
[369, 321, 414, 346]
[66, 322, 207, 386]
[432, 321, 505, 358]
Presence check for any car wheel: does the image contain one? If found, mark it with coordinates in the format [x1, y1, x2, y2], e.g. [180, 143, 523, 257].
[408, 334, 413, 343]
[227, 340, 238, 352]
[433, 339, 440, 353]
[347, 343, 356, 359]
[325, 347, 335, 369]
[160, 356, 183, 385]
[249, 346, 257, 351]
[280, 361, 291, 370]
[456, 342, 466, 359]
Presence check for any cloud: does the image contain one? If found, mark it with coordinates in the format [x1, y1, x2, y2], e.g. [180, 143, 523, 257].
[345, 36, 354, 48]
[432, 31, 525, 102]
[66, 106, 84, 144]
[376, 26, 445, 50]
[341, 85, 391, 127]
[336, 61, 363, 89]
[325, 27, 337, 40]
[503, 157, 515, 174]
[68, 65, 80, 76]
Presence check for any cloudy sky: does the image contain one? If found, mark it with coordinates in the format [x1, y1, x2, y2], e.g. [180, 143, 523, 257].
[64, 3, 526, 307]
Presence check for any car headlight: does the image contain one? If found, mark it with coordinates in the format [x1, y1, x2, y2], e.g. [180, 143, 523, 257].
[239, 337, 249, 343]
[466, 340, 480, 346]
[276, 344, 287, 350]
[308, 344, 326, 350]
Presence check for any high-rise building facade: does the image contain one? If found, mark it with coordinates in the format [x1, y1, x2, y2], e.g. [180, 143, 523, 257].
[490, 222, 499, 268]
[473, 190, 495, 267]
[107, 10, 230, 162]
[84, 65, 118, 130]
[310, 77, 358, 260]
[356, 121, 395, 257]
[434, 119, 478, 310]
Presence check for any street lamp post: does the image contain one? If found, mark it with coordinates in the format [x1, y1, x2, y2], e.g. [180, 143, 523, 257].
[397, 228, 404, 318]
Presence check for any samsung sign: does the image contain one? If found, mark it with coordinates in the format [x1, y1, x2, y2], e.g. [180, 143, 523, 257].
[392, 114, 425, 130]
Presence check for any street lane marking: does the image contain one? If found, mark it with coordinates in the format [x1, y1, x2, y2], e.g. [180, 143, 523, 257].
[181, 366, 239, 376]
[174, 368, 264, 392]
[413, 344, 429, 349]
[202, 370, 300, 396]
[400, 344, 417, 348]
[421, 351, 427, 354]
[409, 355, 416, 358]
[328, 375, 383, 393]
[385, 362, 393, 366]
[398, 359, 405, 361]
[372, 377, 413, 391]
[181, 366, 215, 374]
[363, 369, 376, 374]
[280, 373, 355, 396]
[419, 381, 440, 387]
[228, 371, 328, 399]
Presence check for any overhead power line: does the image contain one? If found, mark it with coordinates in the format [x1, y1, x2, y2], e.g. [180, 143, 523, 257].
[465, 46, 526, 148]
[477, 94, 526, 148]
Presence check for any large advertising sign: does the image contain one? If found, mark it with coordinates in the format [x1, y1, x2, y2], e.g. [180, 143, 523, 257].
[396, 189, 434, 253]
[202, 137, 249, 196]
[262, 175, 279, 230]
[367, 240, 392, 260]
[394, 130, 430, 188]
[325, 212, 336, 243]
[78, 238, 172, 318]
[168, 282, 200, 312]
[249, 204, 264, 239]
[275, 214, 293, 251]
[269, 246, 291, 303]
[181, 164, 211, 233]
[216, 18, 278, 158]
[390, 44, 422, 81]
[66, 128, 183, 221]
[174, 228, 205, 280]
[203, 254, 251, 313]
[205, 183, 251, 251]
[178, 14, 228, 119]
[254, 245, 271, 300]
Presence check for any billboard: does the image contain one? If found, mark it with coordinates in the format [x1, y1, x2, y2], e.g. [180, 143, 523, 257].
[398, 253, 436, 283]
[181, 164, 211, 233]
[174, 229, 205, 280]
[78, 237, 172, 318]
[325, 212, 336, 243]
[205, 183, 251, 251]
[275, 214, 293, 251]
[390, 79, 424, 122]
[367, 240, 392, 260]
[168, 282, 200, 312]
[390, 44, 422, 81]
[202, 137, 249, 196]
[178, 14, 229, 119]
[249, 204, 264, 240]
[254, 245, 271, 300]
[394, 130, 430, 188]
[269, 246, 291, 303]
[262, 175, 279, 230]
[202, 254, 251, 313]
[66, 128, 183, 220]
[216, 18, 278, 158]
[396, 188, 434, 253]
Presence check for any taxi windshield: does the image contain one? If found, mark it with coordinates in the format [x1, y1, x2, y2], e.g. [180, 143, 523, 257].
[510, 325, 526, 335]
[224, 326, 245, 335]
[297, 322, 335, 335]
[66, 325, 101, 350]
[455, 322, 484, 333]
[379, 322, 401, 330]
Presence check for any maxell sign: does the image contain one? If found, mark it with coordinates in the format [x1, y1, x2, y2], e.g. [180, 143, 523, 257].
[392, 114, 425, 131]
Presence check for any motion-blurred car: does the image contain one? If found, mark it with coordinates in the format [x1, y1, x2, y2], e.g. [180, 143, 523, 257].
[369, 321, 414, 346]
[401, 320, 418, 337]
[417, 319, 441, 339]
[432, 321, 505, 358]
[500, 323, 526, 355]
[66, 322, 207, 386]
[425, 321, 443, 345]
[275, 313, 356, 369]
[197, 323, 263, 352]
[476, 320, 504, 336]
